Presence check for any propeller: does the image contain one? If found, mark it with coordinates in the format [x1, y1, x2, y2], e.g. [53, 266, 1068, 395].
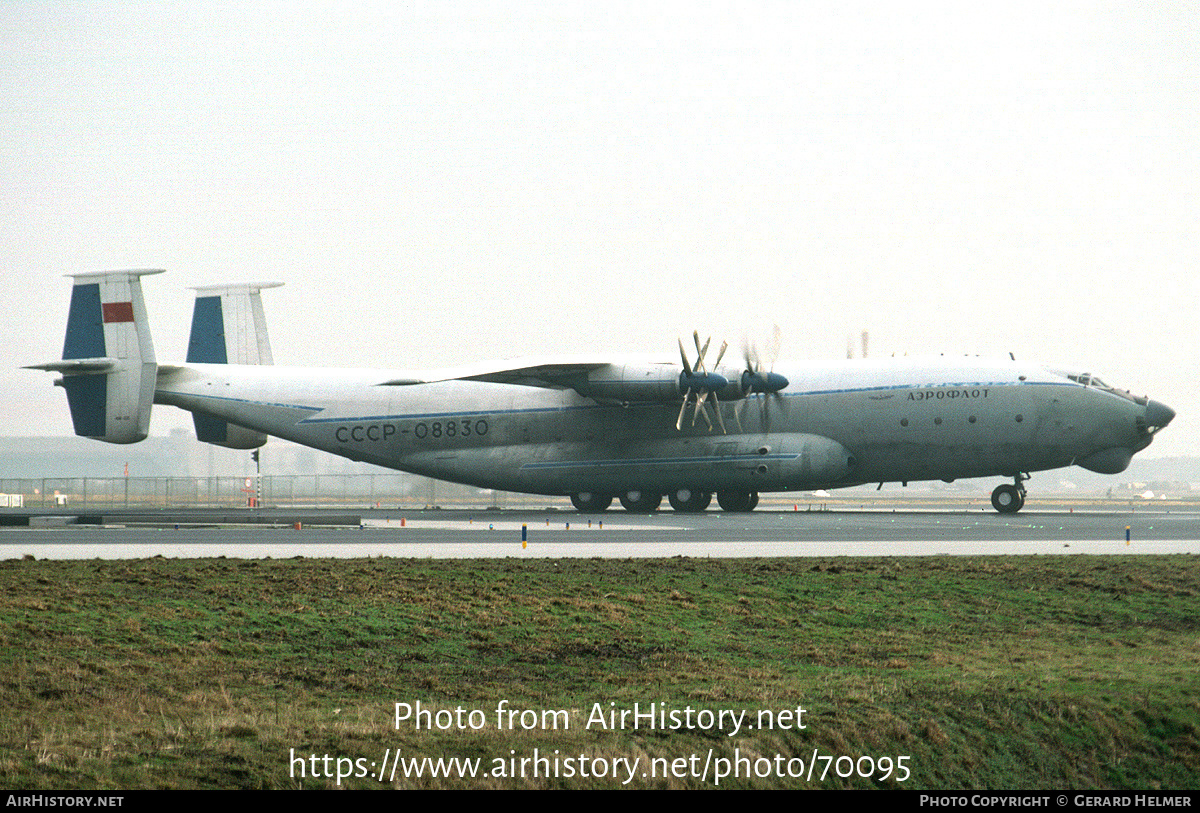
[676, 331, 729, 433]
[737, 326, 789, 432]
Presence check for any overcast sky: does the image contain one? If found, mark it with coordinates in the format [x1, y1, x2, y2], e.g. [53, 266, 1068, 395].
[3, 2, 1196, 458]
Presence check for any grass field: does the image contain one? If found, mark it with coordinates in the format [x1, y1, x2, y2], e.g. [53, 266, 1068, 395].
[0, 554, 1197, 789]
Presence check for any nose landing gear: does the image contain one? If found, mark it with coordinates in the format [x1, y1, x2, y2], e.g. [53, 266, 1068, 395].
[991, 474, 1029, 514]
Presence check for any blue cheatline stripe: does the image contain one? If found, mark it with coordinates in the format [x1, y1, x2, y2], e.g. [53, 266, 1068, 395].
[186, 296, 227, 364]
[63, 283, 105, 360]
[62, 375, 107, 437]
[298, 404, 596, 423]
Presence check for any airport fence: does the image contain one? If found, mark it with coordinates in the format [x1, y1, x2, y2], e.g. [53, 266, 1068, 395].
[0, 475, 569, 511]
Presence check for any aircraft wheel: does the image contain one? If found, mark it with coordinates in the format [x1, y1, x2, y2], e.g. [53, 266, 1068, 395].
[668, 488, 712, 513]
[570, 492, 612, 512]
[991, 484, 1025, 514]
[619, 490, 662, 513]
[717, 491, 757, 512]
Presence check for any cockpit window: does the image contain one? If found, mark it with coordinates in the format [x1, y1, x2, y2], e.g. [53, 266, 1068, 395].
[1064, 372, 1111, 388]
[1060, 371, 1145, 404]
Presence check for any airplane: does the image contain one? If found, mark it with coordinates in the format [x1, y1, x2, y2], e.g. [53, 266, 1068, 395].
[27, 269, 1175, 514]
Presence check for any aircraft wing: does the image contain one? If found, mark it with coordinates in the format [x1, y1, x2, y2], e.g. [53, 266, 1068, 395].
[376, 356, 649, 390]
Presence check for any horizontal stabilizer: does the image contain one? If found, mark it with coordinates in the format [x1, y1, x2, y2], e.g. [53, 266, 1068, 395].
[28, 269, 162, 444]
[25, 358, 120, 374]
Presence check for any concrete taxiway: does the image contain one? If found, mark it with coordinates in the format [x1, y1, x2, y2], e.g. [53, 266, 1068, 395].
[2, 505, 1198, 559]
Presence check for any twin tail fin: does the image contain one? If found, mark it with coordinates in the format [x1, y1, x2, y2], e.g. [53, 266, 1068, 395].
[184, 282, 283, 449]
[29, 272, 282, 450]
[26, 269, 162, 444]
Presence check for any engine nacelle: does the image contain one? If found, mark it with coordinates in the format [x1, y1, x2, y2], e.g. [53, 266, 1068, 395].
[571, 363, 684, 403]
[571, 363, 743, 404]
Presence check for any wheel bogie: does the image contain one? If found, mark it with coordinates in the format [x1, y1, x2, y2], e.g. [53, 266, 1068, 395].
[668, 488, 712, 513]
[716, 490, 759, 512]
[619, 490, 663, 513]
[570, 492, 612, 512]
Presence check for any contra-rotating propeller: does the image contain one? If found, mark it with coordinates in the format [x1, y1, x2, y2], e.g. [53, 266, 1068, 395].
[676, 331, 729, 432]
[736, 327, 789, 432]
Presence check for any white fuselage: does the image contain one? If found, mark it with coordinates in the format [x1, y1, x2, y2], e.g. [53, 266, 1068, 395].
[154, 356, 1158, 496]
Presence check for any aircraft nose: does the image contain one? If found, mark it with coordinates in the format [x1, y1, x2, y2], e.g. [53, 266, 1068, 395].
[1143, 399, 1176, 431]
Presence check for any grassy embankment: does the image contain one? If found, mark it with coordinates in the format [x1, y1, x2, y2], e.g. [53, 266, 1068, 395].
[1, 554, 1197, 789]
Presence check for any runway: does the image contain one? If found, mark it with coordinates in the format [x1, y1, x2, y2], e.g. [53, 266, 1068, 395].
[2, 506, 1198, 559]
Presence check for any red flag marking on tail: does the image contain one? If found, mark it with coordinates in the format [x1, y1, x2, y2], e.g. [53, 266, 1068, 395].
[102, 302, 135, 322]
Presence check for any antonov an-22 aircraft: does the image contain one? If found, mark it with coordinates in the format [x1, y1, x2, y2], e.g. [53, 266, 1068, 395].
[29, 270, 1175, 514]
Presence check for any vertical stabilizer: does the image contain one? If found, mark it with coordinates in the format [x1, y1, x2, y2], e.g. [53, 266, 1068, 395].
[27, 269, 163, 444]
[185, 282, 282, 449]
[187, 282, 281, 365]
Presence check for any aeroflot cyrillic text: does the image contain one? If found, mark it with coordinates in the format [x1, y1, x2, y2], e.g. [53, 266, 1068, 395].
[908, 388, 990, 401]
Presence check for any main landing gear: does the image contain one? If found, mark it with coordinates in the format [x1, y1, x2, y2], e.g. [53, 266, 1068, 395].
[573, 489, 761, 513]
[570, 492, 613, 512]
[716, 491, 759, 512]
[618, 490, 662, 513]
[668, 488, 711, 513]
[990, 474, 1029, 514]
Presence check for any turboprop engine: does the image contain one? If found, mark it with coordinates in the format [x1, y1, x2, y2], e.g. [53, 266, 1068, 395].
[568, 362, 728, 404]
[566, 333, 739, 433]
[567, 331, 790, 435]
